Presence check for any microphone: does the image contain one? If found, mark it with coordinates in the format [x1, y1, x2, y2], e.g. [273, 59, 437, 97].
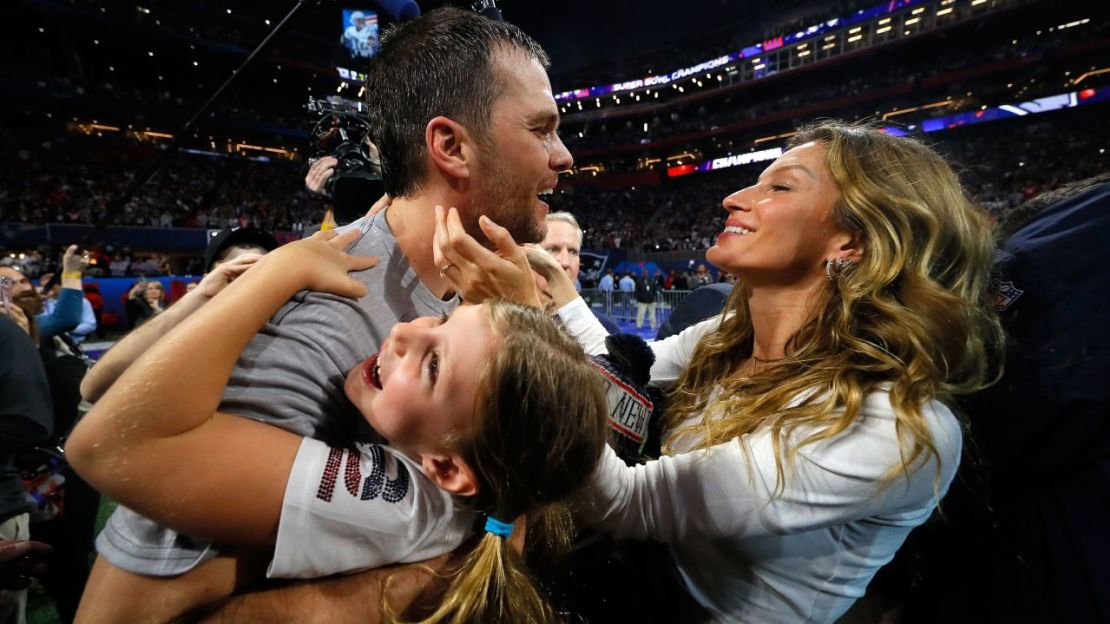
[590, 333, 657, 464]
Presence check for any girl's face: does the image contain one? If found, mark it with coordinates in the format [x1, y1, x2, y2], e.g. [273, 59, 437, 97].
[145, 283, 164, 301]
[343, 304, 497, 456]
[706, 141, 854, 287]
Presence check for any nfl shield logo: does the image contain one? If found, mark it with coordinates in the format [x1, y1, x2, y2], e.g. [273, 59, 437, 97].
[991, 277, 1024, 311]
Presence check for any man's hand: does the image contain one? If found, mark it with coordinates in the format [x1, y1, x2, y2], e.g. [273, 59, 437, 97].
[0, 304, 30, 335]
[0, 540, 51, 590]
[305, 156, 338, 196]
[61, 244, 89, 275]
[194, 253, 263, 300]
[433, 206, 541, 307]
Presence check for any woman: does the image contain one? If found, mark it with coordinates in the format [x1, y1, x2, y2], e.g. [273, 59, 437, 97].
[125, 280, 165, 327]
[444, 121, 1005, 622]
[67, 229, 609, 624]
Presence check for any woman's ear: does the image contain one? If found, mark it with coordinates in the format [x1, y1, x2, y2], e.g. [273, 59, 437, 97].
[421, 452, 478, 497]
[425, 116, 475, 184]
[836, 230, 865, 263]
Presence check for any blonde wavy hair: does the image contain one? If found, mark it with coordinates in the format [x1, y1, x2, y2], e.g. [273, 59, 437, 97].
[391, 300, 609, 624]
[665, 120, 1005, 489]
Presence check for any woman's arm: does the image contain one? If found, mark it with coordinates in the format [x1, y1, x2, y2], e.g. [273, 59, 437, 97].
[579, 397, 961, 543]
[67, 231, 376, 545]
[555, 289, 720, 387]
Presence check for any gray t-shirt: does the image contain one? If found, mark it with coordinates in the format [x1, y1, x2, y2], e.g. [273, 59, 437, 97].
[96, 211, 459, 575]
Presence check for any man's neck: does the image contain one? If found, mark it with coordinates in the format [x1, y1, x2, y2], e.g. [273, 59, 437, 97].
[386, 195, 457, 300]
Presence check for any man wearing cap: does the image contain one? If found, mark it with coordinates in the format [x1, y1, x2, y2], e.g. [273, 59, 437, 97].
[204, 227, 279, 272]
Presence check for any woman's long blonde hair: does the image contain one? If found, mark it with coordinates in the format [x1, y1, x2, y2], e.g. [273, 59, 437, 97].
[395, 300, 609, 624]
[666, 120, 1005, 488]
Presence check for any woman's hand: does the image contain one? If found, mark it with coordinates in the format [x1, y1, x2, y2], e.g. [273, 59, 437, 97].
[524, 247, 580, 308]
[267, 229, 378, 299]
[433, 206, 540, 307]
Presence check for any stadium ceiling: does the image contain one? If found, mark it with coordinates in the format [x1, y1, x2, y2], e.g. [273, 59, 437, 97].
[186, 0, 833, 84]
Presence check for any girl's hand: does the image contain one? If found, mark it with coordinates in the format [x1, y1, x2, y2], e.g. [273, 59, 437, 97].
[194, 253, 263, 301]
[272, 229, 378, 298]
[433, 206, 540, 307]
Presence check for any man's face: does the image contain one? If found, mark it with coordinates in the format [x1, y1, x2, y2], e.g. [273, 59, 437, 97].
[0, 267, 33, 298]
[541, 220, 581, 281]
[469, 50, 574, 245]
[1, 267, 42, 314]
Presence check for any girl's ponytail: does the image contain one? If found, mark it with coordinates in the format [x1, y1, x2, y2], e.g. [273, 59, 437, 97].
[407, 518, 556, 624]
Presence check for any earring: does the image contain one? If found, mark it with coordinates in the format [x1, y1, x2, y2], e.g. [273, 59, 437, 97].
[825, 257, 855, 281]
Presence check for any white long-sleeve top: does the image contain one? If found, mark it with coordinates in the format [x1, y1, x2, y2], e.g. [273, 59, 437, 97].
[559, 298, 962, 623]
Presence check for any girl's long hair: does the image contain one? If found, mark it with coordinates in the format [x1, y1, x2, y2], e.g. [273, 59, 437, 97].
[397, 300, 609, 624]
[666, 120, 1005, 490]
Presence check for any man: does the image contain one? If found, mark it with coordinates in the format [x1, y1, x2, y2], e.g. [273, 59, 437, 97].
[0, 246, 86, 344]
[0, 316, 54, 624]
[341, 11, 376, 59]
[203, 227, 279, 272]
[635, 268, 658, 331]
[78, 9, 573, 621]
[618, 271, 635, 319]
[37, 272, 96, 345]
[598, 269, 615, 315]
[541, 212, 619, 333]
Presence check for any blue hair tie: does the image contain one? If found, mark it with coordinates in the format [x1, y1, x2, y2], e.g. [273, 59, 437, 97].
[484, 515, 514, 538]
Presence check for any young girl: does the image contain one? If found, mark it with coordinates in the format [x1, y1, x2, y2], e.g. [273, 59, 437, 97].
[67, 229, 609, 623]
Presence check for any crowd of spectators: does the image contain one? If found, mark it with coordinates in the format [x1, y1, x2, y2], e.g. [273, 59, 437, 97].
[560, 21, 1108, 154]
[550, 114, 1110, 252]
[1, 131, 324, 234]
[3, 110, 1105, 268]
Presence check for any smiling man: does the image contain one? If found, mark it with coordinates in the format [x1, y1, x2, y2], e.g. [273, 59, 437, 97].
[78, 8, 574, 622]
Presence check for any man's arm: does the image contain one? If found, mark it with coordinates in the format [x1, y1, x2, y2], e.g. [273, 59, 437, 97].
[71, 297, 97, 339]
[80, 254, 261, 402]
[201, 555, 454, 624]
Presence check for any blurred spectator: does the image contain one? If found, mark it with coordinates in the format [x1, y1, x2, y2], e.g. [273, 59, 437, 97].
[38, 272, 97, 345]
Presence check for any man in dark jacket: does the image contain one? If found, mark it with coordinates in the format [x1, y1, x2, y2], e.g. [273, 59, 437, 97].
[0, 316, 54, 621]
[635, 269, 658, 330]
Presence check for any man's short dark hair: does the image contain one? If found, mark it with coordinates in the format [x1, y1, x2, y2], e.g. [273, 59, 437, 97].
[365, 7, 550, 198]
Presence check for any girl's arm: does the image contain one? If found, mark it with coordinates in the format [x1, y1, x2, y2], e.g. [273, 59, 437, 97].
[81, 254, 261, 402]
[67, 230, 376, 545]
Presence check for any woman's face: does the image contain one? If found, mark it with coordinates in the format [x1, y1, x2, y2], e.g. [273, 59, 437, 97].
[145, 283, 164, 302]
[343, 304, 497, 455]
[706, 141, 853, 286]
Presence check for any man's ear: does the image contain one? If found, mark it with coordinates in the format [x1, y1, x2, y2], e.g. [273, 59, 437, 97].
[425, 116, 475, 184]
[421, 452, 478, 497]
